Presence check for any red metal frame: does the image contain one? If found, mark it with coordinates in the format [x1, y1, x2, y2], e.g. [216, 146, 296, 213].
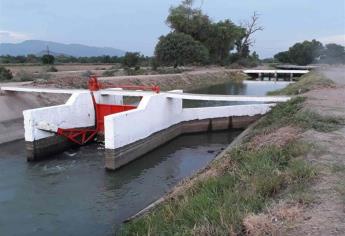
[96, 104, 136, 132]
[56, 76, 160, 145]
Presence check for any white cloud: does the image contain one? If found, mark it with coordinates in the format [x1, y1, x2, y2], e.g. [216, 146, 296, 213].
[0, 30, 31, 43]
[319, 34, 345, 46]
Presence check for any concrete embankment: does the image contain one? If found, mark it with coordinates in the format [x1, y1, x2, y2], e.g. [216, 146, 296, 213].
[0, 82, 69, 144]
[30, 68, 246, 91]
[99, 69, 245, 91]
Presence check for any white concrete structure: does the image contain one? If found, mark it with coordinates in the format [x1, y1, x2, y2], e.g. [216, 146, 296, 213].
[104, 92, 275, 149]
[23, 91, 95, 141]
[1, 85, 291, 153]
[243, 69, 309, 75]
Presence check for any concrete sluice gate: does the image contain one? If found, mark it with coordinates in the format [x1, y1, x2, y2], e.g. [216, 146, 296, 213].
[4, 78, 290, 170]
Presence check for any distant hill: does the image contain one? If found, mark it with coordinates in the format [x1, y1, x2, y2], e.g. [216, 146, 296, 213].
[0, 40, 126, 57]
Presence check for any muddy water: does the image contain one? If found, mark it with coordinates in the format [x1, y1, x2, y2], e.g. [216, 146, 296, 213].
[0, 80, 288, 236]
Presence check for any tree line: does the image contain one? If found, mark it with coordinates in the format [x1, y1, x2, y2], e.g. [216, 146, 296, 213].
[274, 40, 345, 65]
[0, 54, 130, 65]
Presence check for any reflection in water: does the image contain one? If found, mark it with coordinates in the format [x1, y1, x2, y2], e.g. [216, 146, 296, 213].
[184, 80, 288, 107]
[0, 131, 241, 236]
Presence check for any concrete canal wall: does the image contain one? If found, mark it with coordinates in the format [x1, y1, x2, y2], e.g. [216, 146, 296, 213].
[21, 88, 284, 169]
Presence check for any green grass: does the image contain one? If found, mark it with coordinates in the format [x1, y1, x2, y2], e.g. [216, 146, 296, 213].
[255, 97, 343, 133]
[119, 142, 315, 235]
[268, 72, 335, 96]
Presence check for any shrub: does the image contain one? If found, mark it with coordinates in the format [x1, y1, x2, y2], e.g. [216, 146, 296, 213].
[0, 66, 13, 81]
[122, 52, 141, 68]
[41, 54, 55, 65]
[45, 66, 58, 72]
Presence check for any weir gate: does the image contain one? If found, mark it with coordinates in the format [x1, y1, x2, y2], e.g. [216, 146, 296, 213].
[1, 76, 291, 170]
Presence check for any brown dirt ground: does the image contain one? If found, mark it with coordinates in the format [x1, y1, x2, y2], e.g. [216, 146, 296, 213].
[285, 68, 345, 236]
[28, 68, 245, 91]
[242, 67, 345, 236]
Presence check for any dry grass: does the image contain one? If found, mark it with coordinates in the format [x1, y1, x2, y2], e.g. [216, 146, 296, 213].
[249, 126, 302, 150]
[243, 202, 302, 236]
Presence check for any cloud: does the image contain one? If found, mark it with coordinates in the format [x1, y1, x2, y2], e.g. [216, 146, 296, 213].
[0, 30, 31, 43]
[319, 34, 345, 46]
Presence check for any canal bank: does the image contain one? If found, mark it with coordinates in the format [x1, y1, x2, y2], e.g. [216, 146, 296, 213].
[0, 76, 289, 235]
[120, 69, 345, 235]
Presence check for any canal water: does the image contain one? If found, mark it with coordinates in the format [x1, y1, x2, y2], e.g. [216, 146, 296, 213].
[0, 80, 288, 236]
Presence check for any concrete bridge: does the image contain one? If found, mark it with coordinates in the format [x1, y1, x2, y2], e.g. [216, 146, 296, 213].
[1, 83, 291, 170]
[243, 69, 309, 81]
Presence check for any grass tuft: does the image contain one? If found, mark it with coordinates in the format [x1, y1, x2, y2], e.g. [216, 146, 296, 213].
[255, 96, 343, 133]
[268, 72, 335, 96]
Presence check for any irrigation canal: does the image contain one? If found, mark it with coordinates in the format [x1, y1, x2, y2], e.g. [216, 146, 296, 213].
[0, 80, 288, 235]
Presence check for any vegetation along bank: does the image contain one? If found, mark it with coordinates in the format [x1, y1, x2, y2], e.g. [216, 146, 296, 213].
[119, 69, 345, 235]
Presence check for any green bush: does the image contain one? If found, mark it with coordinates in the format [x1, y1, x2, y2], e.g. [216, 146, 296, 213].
[0, 66, 13, 81]
[45, 66, 58, 72]
[41, 54, 55, 65]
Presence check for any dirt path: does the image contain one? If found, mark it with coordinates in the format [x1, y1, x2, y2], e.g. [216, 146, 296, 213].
[287, 67, 345, 236]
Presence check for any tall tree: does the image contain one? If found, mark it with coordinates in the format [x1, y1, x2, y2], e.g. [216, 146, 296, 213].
[204, 20, 243, 63]
[155, 32, 209, 68]
[274, 40, 324, 65]
[166, 0, 211, 43]
[165, 0, 244, 65]
[288, 40, 323, 65]
[321, 43, 345, 64]
[236, 12, 263, 58]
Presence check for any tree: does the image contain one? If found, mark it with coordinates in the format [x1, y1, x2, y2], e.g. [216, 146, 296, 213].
[274, 51, 291, 63]
[204, 20, 243, 64]
[236, 12, 263, 58]
[166, 0, 212, 43]
[155, 32, 209, 67]
[122, 52, 141, 68]
[321, 43, 345, 64]
[41, 54, 55, 65]
[251, 51, 259, 61]
[165, 0, 244, 65]
[0, 66, 13, 81]
[288, 40, 323, 65]
[274, 40, 324, 65]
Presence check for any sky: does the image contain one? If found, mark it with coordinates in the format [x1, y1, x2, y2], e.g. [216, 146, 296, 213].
[0, 0, 344, 58]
